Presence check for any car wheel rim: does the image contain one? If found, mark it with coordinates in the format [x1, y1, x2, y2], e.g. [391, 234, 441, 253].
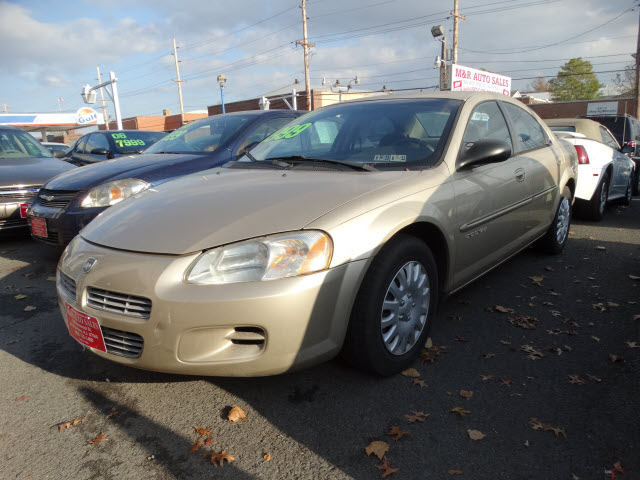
[628, 180, 633, 202]
[556, 197, 570, 244]
[380, 261, 430, 356]
[599, 182, 608, 214]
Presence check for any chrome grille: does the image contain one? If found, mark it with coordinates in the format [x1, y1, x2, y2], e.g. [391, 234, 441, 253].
[0, 185, 40, 200]
[57, 270, 77, 301]
[36, 189, 78, 209]
[101, 326, 144, 358]
[87, 287, 152, 319]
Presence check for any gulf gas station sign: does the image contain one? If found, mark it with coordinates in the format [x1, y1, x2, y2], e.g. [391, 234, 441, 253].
[451, 64, 511, 96]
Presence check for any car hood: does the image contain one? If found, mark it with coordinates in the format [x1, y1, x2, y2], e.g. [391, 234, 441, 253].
[81, 167, 409, 255]
[0, 157, 76, 188]
[44, 153, 217, 190]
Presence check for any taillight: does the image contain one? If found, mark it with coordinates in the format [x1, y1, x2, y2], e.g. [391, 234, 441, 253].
[574, 145, 589, 164]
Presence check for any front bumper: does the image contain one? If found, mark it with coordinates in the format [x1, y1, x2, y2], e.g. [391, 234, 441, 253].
[0, 198, 33, 231]
[57, 237, 367, 376]
[28, 200, 103, 246]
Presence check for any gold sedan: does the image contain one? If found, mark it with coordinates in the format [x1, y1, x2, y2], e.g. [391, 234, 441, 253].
[57, 92, 577, 376]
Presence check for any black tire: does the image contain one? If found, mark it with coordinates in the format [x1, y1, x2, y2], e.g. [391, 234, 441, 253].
[633, 168, 640, 196]
[535, 186, 572, 255]
[586, 172, 609, 221]
[341, 235, 439, 376]
[622, 175, 633, 206]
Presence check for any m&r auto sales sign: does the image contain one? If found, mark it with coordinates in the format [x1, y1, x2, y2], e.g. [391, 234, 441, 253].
[451, 64, 511, 95]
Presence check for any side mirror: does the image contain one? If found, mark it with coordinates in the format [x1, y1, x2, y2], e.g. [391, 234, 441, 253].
[91, 148, 110, 156]
[52, 150, 67, 158]
[621, 144, 634, 154]
[457, 139, 512, 170]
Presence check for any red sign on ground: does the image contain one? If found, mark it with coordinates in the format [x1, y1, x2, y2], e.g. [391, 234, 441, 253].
[65, 303, 106, 352]
[30, 217, 47, 237]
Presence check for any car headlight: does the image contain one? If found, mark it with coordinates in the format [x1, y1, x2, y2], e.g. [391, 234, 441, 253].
[185, 231, 333, 284]
[81, 179, 149, 208]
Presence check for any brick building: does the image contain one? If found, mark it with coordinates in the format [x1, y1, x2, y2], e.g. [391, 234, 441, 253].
[99, 110, 207, 132]
[526, 97, 637, 119]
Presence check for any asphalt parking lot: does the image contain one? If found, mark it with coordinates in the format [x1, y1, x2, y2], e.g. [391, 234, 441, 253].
[1, 200, 639, 480]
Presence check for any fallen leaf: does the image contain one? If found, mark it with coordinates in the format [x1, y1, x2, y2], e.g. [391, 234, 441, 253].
[88, 432, 108, 446]
[57, 421, 72, 432]
[448, 470, 463, 475]
[613, 461, 625, 474]
[450, 406, 470, 416]
[227, 405, 247, 423]
[194, 426, 212, 436]
[23, 305, 37, 312]
[568, 374, 585, 385]
[629, 274, 640, 280]
[404, 411, 428, 423]
[481, 374, 494, 381]
[425, 337, 433, 348]
[592, 303, 606, 312]
[571, 474, 579, 480]
[529, 275, 544, 285]
[365, 441, 389, 460]
[14, 396, 30, 401]
[607, 302, 619, 308]
[500, 378, 512, 387]
[467, 429, 485, 440]
[263, 453, 271, 462]
[71, 417, 87, 426]
[591, 336, 600, 342]
[455, 336, 468, 342]
[529, 418, 566, 438]
[500, 340, 511, 345]
[494, 305, 513, 313]
[595, 246, 606, 251]
[625, 341, 639, 348]
[47, 276, 56, 281]
[609, 354, 623, 363]
[14, 294, 27, 300]
[421, 344, 446, 363]
[376, 460, 399, 478]
[204, 437, 213, 446]
[386, 425, 410, 441]
[106, 409, 118, 419]
[190, 440, 204, 453]
[401, 368, 420, 378]
[203, 450, 235, 467]
[586, 374, 602, 382]
[483, 353, 495, 359]
[412, 378, 427, 388]
[508, 314, 538, 330]
[544, 265, 554, 271]
[459, 390, 473, 400]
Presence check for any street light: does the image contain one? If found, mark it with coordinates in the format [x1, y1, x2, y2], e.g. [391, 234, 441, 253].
[217, 74, 227, 114]
[431, 25, 449, 91]
[330, 75, 359, 102]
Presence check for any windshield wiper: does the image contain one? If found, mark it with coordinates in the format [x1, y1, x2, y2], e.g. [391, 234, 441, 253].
[265, 155, 377, 172]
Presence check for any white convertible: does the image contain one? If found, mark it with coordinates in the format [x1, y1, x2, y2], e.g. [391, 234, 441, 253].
[545, 118, 635, 221]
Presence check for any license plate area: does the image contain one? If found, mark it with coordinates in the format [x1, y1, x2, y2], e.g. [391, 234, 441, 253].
[65, 302, 106, 352]
[31, 217, 47, 237]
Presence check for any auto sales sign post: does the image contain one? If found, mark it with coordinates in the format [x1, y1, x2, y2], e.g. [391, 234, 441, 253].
[451, 64, 511, 96]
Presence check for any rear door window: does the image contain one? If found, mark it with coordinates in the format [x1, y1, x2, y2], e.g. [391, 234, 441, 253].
[501, 103, 547, 153]
[599, 127, 619, 149]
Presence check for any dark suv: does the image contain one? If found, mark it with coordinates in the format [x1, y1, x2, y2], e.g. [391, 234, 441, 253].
[583, 114, 640, 194]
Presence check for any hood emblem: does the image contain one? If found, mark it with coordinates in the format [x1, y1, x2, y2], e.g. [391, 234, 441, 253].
[83, 257, 98, 274]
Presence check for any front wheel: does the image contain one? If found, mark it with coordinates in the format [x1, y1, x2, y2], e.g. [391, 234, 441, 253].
[341, 235, 438, 376]
[622, 175, 633, 206]
[535, 186, 572, 254]
[633, 168, 640, 196]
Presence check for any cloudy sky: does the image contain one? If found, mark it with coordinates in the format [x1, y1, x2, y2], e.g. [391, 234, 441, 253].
[0, 0, 637, 120]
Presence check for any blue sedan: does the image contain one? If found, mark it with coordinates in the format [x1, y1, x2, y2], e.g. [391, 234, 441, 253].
[28, 110, 302, 245]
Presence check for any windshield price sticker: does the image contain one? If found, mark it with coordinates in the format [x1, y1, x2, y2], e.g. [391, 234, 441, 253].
[161, 130, 187, 142]
[114, 139, 146, 147]
[111, 133, 128, 139]
[264, 123, 312, 142]
[374, 154, 407, 162]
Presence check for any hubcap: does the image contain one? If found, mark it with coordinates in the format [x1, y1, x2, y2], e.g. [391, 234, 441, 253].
[380, 261, 430, 356]
[556, 197, 570, 244]
[599, 182, 608, 214]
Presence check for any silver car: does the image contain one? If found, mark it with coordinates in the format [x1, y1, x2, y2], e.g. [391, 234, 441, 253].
[57, 92, 577, 376]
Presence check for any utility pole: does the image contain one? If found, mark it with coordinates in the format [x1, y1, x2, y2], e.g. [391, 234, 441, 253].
[451, 0, 465, 65]
[635, 8, 640, 119]
[2, 104, 6, 113]
[440, 35, 448, 91]
[172, 38, 185, 125]
[296, 0, 314, 111]
[96, 67, 109, 130]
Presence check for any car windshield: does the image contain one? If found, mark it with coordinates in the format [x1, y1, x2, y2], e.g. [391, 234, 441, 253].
[238, 98, 461, 169]
[145, 114, 254, 154]
[0, 130, 53, 159]
[587, 116, 628, 144]
[110, 131, 167, 154]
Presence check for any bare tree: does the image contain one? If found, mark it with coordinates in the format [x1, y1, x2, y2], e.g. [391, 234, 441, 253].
[528, 77, 550, 92]
[612, 64, 636, 97]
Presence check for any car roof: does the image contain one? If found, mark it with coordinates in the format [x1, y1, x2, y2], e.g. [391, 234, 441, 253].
[0, 125, 22, 132]
[544, 118, 605, 141]
[209, 110, 305, 117]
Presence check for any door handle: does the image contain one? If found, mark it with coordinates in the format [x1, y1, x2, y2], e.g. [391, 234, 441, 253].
[515, 168, 526, 182]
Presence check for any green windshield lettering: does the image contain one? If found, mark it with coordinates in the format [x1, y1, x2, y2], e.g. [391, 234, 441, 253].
[161, 130, 187, 142]
[111, 133, 127, 139]
[115, 139, 146, 148]
[263, 123, 312, 142]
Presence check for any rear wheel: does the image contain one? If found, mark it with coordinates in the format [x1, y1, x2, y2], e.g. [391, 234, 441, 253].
[633, 168, 640, 196]
[586, 173, 609, 221]
[622, 175, 633, 206]
[535, 186, 572, 254]
[341, 235, 438, 376]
